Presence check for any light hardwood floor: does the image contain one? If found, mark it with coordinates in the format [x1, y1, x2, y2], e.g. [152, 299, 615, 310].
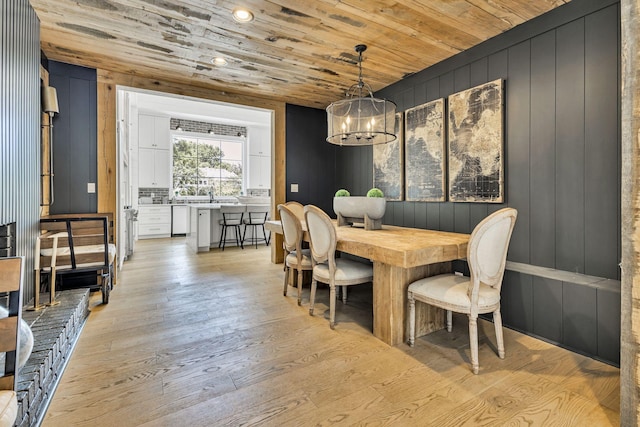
[42, 238, 620, 426]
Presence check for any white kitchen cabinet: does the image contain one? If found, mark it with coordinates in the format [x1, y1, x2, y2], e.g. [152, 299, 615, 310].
[248, 126, 271, 156]
[138, 148, 170, 188]
[248, 154, 270, 189]
[171, 205, 189, 235]
[187, 206, 211, 252]
[138, 205, 171, 239]
[138, 114, 170, 149]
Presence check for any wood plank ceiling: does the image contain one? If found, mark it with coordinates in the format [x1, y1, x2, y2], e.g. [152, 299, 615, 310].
[30, 0, 570, 109]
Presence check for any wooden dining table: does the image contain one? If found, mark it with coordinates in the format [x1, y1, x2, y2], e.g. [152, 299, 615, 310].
[265, 219, 470, 346]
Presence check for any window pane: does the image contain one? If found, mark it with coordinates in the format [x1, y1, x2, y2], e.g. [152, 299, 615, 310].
[172, 135, 244, 197]
[220, 178, 242, 196]
[174, 161, 198, 177]
[222, 159, 243, 180]
[174, 138, 198, 157]
[220, 140, 242, 161]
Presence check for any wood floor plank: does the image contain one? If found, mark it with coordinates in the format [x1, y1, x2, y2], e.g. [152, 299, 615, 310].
[41, 237, 620, 426]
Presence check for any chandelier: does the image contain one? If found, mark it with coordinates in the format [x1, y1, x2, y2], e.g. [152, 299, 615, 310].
[326, 44, 397, 146]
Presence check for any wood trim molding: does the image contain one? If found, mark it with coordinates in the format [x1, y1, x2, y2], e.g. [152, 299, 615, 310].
[621, 0, 638, 422]
[39, 65, 50, 217]
[95, 70, 286, 263]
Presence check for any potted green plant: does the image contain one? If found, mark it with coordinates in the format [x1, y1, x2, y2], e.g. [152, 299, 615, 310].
[333, 188, 386, 230]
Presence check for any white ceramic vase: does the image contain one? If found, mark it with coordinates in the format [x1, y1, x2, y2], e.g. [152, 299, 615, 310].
[333, 196, 386, 230]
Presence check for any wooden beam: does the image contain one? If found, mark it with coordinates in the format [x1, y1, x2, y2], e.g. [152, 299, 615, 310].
[620, 0, 639, 423]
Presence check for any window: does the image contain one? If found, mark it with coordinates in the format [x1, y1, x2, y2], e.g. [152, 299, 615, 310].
[172, 136, 243, 197]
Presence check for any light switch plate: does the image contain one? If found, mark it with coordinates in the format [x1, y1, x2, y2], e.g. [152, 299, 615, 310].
[87, 182, 96, 193]
[291, 183, 299, 193]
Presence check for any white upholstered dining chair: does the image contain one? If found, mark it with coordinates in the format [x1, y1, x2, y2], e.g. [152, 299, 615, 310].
[278, 204, 312, 305]
[304, 205, 373, 329]
[283, 201, 305, 222]
[407, 207, 517, 374]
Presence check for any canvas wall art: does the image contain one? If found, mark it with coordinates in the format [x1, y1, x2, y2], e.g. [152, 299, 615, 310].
[372, 112, 404, 201]
[404, 98, 446, 201]
[447, 79, 504, 203]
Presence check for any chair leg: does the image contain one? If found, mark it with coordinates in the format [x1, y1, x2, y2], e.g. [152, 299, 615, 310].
[309, 278, 317, 315]
[446, 310, 453, 332]
[329, 285, 336, 329]
[493, 309, 505, 359]
[468, 315, 479, 374]
[219, 225, 226, 250]
[283, 265, 290, 296]
[408, 293, 415, 347]
[297, 268, 304, 306]
[236, 225, 244, 249]
[241, 223, 248, 246]
[252, 225, 258, 248]
[341, 286, 347, 304]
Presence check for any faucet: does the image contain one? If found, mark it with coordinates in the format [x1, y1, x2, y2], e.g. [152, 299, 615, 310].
[208, 191, 214, 203]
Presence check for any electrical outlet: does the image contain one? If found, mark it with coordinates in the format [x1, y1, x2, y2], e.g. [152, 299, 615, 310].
[291, 184, 299, 193]
[87, 183, 96, 193]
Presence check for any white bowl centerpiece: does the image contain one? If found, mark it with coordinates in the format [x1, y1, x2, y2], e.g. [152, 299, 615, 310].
[333, 188, 386, 230]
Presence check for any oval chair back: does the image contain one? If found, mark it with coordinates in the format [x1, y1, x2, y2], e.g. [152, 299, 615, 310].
[303, 204, 335, 268]
[278, 204, 302, 254]
[283, 201, 305, 222]
[467, 207, 518, 304]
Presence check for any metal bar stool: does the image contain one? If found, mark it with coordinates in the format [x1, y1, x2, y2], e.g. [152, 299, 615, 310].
[218, 205, 246, 250]
[242, 204, 270, 248]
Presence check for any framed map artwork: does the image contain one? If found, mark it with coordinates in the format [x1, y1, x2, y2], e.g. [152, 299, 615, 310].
[448, 79, 504, 203]
[373, 112, 404, 201]
[404, 98, 446, 201]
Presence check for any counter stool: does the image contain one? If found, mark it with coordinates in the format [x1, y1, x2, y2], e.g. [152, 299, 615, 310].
[218, 205, 246, 250]
[242, 204, 270, 248]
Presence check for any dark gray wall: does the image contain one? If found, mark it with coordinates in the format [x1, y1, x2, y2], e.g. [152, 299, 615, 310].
[0, 0, 42, 305]
[285, 104, 336, 214]
[48, 61, 97, 214]
[336, 0, 621, 365]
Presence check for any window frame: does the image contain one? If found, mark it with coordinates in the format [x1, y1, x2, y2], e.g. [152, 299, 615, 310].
[170, 130, 246, 199]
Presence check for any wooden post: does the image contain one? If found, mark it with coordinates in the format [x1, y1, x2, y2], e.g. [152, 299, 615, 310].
[621, 0, 640, 423]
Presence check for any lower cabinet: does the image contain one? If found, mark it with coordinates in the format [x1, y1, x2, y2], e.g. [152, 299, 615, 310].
[138, 205, 171, 239]
[187, 206, 211, 252]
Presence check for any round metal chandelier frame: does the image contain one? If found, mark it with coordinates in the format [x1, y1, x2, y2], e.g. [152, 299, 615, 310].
[326, 44, 397, 146]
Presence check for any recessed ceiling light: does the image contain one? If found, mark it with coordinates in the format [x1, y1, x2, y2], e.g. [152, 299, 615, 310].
[232, 8, 254, 23]
[211, 57, 228, 66]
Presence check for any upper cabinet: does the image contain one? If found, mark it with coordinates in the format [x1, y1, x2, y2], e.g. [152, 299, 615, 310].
[248, 126, 270, 156]
[247, 126, 271, 189]
[138, 114, 170, 149]
[138, 114, 170, 188]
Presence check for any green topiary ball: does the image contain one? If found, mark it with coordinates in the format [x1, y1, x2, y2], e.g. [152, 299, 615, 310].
[335, 189, 351, 197]
[366, 188, 384, 198]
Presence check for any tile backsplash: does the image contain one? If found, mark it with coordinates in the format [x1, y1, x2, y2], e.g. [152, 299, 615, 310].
[247, 188, 270, 197]
[138, 187, 169, 204]
[139, 187, 269, 204]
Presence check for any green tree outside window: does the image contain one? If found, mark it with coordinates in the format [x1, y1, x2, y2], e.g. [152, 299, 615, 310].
[172, 136, 243, 197]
